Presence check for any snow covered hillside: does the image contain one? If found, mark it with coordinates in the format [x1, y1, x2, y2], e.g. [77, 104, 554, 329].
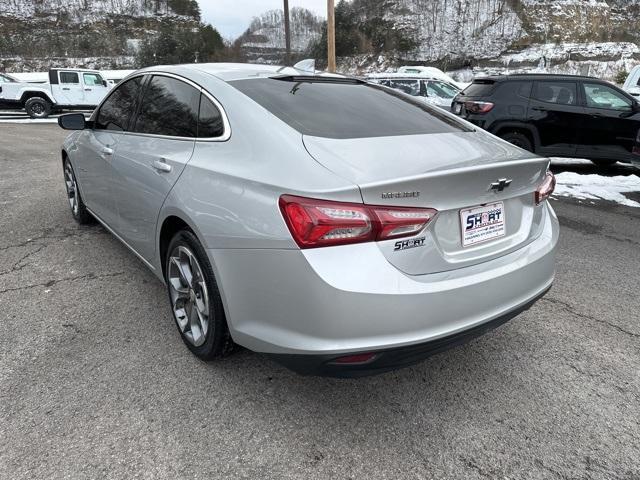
[1, 0, 176, 21]
[0, 0, 199, 71]
[332, 0, 640, 80]
[236, 8, 323, 64]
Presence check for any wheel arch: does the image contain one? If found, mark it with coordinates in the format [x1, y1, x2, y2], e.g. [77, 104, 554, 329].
[157, 210, 206, 279]
[20, 90, 55, 105]
[491, 122, 540, 152]
[156, 210, 234, 336]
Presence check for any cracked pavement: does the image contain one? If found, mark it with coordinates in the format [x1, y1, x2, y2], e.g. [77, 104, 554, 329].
[0, 124, 639, 479]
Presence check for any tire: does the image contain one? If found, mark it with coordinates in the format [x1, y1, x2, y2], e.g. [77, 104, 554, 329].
[63, 157, 93, 224]
[500, 132, 533, 152]
[165, 230, 234, 360]
[24, 97, 52, 119]
[590, 159, 617, 167]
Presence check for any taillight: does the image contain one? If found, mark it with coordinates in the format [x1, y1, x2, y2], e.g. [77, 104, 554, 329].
[464, 101, 494, 114]
[535, 172, 556, 205]
[279, 195, 437, 249]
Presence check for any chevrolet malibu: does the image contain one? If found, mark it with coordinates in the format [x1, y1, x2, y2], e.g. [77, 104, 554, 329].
[58, 63, 559, 377]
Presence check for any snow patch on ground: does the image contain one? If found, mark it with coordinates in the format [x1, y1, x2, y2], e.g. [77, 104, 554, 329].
[554, 172, 640, 207]
[550, 158, 594, 166]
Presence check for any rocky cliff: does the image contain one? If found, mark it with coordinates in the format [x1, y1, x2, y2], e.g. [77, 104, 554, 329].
[334, 0, 640, 80]
[235, 7, 323, 64]
[0, 0, 200, 71]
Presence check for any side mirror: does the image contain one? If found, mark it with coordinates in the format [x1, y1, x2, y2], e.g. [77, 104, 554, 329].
[103, 80, 107, 87]
[58, 113, 86, 130]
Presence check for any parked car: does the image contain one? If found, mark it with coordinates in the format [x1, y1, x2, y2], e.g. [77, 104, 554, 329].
[452, 74, 640, 167]
[366, 73, 461, 109]
[0, 68, 110, 118]
[58, 64, 558, 377]
[623, 65, 640, 97]
[397, 65, 469, 90]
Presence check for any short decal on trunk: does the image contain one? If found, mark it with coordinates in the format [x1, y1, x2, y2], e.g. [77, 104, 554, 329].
[394, 237, 426, 251]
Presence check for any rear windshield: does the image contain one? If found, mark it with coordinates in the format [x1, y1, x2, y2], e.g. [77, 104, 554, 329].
[230, 77, 470, 139]
[462, 81, 496, 97]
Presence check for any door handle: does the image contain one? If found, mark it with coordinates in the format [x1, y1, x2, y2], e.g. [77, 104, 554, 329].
[62, 87, 70, 91]
[531, 106, 547, 112]
[84, 88, 92, 91]
[151, 159, 172, 173]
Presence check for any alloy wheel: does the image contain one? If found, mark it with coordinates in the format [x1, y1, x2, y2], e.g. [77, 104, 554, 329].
[168, 246, 210, 347]
[64, 162, 79, 215]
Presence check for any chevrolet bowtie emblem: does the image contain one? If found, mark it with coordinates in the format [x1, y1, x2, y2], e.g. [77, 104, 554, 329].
[490, 178, 513, 192]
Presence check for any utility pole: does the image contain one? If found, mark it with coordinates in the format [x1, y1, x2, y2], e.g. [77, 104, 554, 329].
[283, 0, 291, 65]
[327, 0, 336, 72]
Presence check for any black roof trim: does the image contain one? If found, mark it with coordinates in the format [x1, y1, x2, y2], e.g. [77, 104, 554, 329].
[474, 73, 600, 82]
[271, 75, 366, 85]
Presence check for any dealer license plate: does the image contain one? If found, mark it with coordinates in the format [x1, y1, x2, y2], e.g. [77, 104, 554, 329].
[460, 202, 506, 247]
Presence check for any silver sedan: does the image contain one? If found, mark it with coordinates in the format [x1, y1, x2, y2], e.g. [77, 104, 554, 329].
[58, 63, 559, 377]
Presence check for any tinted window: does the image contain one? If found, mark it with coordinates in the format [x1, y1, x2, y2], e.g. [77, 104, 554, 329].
[427, 81, 459, 99]
[462, 81, 495, 97]
[95, 76, 143, 131]
[83, 73, 103, 86]
[134, 76, 199, 137]
[60, 72, 79, 84]
[0, 74, 15, 83]
[583, 83, 632, 111]
[231, 78, 469, 139]
[198, 95, 224, 138]
[389, 79, 420, 96]
[533, 81, 577, 106]
[495, 81, 532, 99]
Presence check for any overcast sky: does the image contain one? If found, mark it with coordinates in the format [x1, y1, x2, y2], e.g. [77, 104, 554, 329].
[200, 0, 328, 40]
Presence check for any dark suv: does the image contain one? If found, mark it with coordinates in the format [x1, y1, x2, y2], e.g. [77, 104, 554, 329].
[452, 74, 640, 167]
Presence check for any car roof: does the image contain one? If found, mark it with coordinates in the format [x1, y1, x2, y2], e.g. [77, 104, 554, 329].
[365, 73, 440, 80]
[474, 73, 600, 82]
[147, 63, 344, 83]
[50, 68, 102, 75]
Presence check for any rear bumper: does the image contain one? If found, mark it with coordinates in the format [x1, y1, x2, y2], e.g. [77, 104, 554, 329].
[269, 286, 550, 377]
[207, 203, 559, 363]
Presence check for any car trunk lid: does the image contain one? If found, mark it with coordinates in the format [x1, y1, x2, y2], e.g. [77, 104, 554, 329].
[303, 132, 550, 275]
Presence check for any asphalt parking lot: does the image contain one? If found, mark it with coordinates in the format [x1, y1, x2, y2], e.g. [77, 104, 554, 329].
[1, 124, 639, 480]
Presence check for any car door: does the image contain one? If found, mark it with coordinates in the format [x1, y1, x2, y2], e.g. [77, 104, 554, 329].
[110, 74, 200, 263]
[528, 80, 583, 157]
[74, 76, 145, 228]
[55, 71, 84, 105]
[81, 72, 109, 106]
[578, 81, 640, 162]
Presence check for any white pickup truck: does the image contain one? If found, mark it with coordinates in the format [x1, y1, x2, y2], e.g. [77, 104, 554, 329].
[0, 68, 110, 118]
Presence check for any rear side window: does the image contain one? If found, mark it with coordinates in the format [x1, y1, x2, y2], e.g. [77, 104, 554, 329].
[95, 76, 143, 131]
[532, 81, 577, 106]
[198, 95, 225, 138]
[495, 81, 532, 99]
[60, 72, 79, 84]
[134, 75, 200, 138]
[462, 81, 495, 97]
[230, 78, 469, 139]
